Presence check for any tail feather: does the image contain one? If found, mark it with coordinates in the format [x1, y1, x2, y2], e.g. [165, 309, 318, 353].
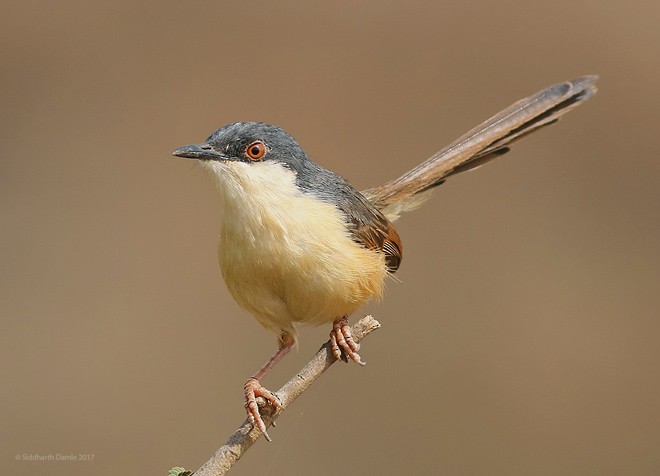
[363, 76, 598, 221]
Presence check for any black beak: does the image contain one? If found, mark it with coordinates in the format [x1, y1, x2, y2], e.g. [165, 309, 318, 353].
[172, 143, 226, 160]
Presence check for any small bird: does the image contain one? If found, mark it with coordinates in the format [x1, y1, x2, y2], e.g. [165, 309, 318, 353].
[173, 76, 597, 440]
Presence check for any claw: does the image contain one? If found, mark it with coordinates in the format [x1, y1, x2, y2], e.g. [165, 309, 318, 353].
[330, 317, 365, 365]
[244, 377, 281, 441]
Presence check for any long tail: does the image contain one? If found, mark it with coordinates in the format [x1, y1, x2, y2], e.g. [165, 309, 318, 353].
[363, 76, 598, 221]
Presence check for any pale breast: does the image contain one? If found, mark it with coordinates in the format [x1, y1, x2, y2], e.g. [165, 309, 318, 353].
[212, 160, 388, 335]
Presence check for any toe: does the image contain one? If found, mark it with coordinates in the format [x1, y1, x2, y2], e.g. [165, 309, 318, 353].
[341, 326, 360, 353]
[329, 331, 343, 361]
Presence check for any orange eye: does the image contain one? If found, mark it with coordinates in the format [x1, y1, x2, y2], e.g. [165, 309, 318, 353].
[245, 141, 266, 161]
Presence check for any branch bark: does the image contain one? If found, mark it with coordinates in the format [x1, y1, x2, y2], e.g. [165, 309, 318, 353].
[191, 315, 381, 476]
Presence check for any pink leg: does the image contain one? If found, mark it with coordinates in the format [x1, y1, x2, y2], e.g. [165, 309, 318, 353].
[330, 316, 365, 366]
[244, 333, 294, 441]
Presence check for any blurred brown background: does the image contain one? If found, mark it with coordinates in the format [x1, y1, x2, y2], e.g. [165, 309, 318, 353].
[2, 1, 659, 475]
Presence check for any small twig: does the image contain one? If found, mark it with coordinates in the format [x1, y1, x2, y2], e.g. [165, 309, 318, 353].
[191, 315, 381, 476]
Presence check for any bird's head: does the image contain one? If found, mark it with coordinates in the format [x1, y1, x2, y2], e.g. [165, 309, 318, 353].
[173, 122, 309, 172]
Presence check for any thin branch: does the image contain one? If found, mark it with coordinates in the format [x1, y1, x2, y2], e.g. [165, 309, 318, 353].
[191, 315, 381, 476]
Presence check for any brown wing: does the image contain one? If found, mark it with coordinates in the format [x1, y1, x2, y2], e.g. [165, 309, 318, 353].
[350, 211, 402, 273]
[332, 186, 402, 273]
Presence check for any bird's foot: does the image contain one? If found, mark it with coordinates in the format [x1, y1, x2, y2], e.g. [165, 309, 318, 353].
[244, 377, 281, 442]
[330, 317, 365, 365]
